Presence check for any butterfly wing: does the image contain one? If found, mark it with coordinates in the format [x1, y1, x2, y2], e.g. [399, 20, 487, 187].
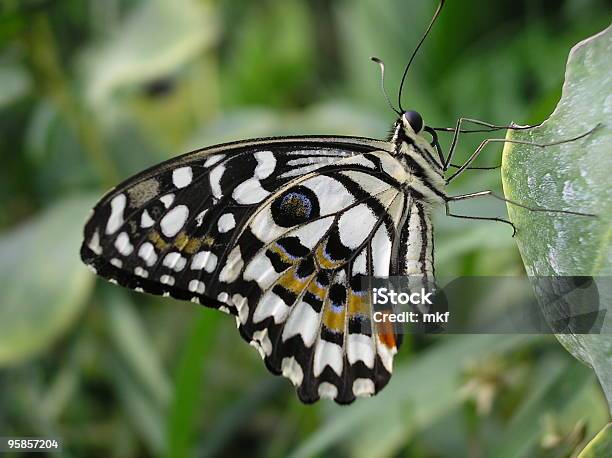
[81, 135, 410, 403]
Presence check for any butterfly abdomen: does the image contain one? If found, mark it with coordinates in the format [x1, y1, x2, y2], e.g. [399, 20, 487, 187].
[397, 197, 435, 281]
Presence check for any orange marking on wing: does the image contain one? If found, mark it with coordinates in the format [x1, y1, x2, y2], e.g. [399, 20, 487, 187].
[314, 244, 344, 270]
[269, 243, 296, 265]
[174, 232, 205, 254]
[305, 278, 327, 302]
[184, 237, 203, 254]
[322, 302, 346, 332]
[347, 290, 369, 316]
[277, 267, 313, 295]
[174, 232, 189, 250]
[148, 231, 168, 250]
[376, 318, 397, 349]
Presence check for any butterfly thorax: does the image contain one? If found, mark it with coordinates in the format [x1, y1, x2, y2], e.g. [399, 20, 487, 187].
[390, 119, 447, 206]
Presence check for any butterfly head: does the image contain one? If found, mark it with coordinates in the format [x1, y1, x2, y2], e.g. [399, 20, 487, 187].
[393, 110, 444, 170]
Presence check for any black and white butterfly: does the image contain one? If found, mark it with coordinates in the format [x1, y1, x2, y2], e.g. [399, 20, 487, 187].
[80, 0, 595, 404]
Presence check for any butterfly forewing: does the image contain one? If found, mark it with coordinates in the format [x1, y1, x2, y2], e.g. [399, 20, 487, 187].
[81, 135, 413, 403]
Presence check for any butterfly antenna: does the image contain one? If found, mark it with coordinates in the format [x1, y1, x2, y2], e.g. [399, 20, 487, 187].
[397, 0, 445, 112]
[371, 57, 401, 115]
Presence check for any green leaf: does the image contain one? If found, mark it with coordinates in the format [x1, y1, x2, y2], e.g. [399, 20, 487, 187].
[501, 26, 612, 410]
[579, 423, 612, 458]
[0, 195, 96, 366]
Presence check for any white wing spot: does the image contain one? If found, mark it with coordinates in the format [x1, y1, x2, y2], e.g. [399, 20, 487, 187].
[172, 167, 193, 188]
[163, 252, 187, 272]
[191, 250, 218, 272]
[347, 333, 375, 368]
[232, 179, 270, 204]
[204, 154, 223, 167]
[188, 279, 205, 294]
[138, 242, 158, 267]
[217, 213, 236, 233]
[141, 210, 155, 228]
[114, 231, 134, 255]
[352, 248, 367, 275]
[282, 301, 320, 346]
[195, 210, 208, 227]
[110, 258, 123, 268]
[160, 205, 189, 237]
[376, 335, 397, 373]
[281, 357, 304, 386]
[243, 254, 277, 289]
[160, 274, 175, 286]
[372, 225, 392, 277]
[160, 193, 175, 208]
[210, 164, 225, 199]
[218, 246, 243, 283]
[254, 150, 276, 179]
[314, 340, 343, 377]
[106, 194, 126, 234]
[134, 267, 148, 278]
[252, 329, 272, 357]
[337, 204, 378, 249]
[88, 230, 102, 254]
[254, 290, 291, 324]
[352, 378, 375, 397]
[318, 382, 338, 400]
[233, 294, 249, 324]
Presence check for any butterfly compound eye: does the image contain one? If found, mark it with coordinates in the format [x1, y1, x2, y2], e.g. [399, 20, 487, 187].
[403, 110, 424, 133]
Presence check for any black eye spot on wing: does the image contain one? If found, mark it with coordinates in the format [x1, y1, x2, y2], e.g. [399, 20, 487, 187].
[271, 186, 320, 228]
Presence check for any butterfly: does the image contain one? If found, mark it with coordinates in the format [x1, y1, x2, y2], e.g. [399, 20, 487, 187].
[82, 124, 444, 403]
[80, 0, 594, 404]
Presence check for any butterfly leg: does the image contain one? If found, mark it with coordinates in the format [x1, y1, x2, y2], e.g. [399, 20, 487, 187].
[445, 124, 600, 183]
[444, 200, 517, 236]
[441, 118, 536, 171]
[446, 190, 597, 236]
[424, 125, 501, 171]
[447, 163, 500, 171]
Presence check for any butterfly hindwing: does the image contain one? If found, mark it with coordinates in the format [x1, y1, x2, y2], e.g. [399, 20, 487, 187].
[81, 135, 411, 403]
[234, 187, 408, 403]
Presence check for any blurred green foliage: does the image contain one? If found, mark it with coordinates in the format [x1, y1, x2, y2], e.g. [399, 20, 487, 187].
[0, 0, 610, 456]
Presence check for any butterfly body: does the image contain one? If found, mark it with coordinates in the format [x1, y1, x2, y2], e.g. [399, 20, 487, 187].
[81, 114, 447, 404]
